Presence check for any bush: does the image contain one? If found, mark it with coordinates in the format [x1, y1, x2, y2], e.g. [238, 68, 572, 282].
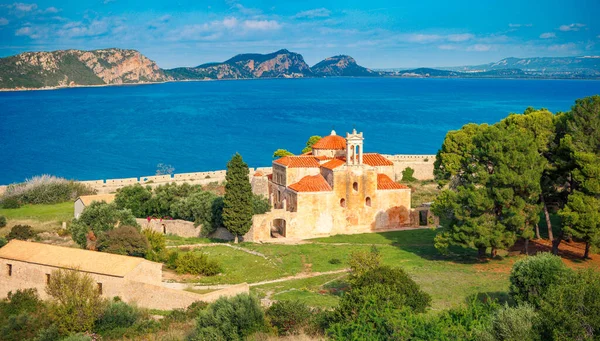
[0, 290, 51, 341]
[1, 197, 21, 209]
[95, 301, 141, 332]
[61, 334, 93, 341]
[2, 175, 95, 205]
[401, 167, 417, 182]
[114, 184, 152, 217]
[476, 304, 539, 341]
[0, 289, 43, 316]
[6, 225, 35, 241]
[266, 300, 311, 336]
[170, 191, 218, 227]
[96, 226, 149, 258]
[146, 183, 203, 217]
[539, 269, 600, 340]
[0, 215, 6, 227]
[252, 194, 270, 215]
[0, 237, 6, 248]
[175, 252, 221, 276]
[45, 269, 105, 335]
[348, 246, 382, 282]
[69, 202, 138, 248]
[142, 229, 166, 261]
[188, 294, 265, 341]
[329, 258, 341, 264]
[509, 252, 569, 307]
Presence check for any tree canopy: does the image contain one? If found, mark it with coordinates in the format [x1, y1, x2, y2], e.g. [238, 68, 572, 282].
[222, 153, 254, 243]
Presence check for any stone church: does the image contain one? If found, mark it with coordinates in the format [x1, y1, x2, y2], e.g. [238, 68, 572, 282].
[247, 129, 413, 241]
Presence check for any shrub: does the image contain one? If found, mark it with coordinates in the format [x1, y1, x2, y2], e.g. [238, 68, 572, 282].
[45, 269, 105, 334]
[175, 252, 221, 276]
[146, 183, 202, 217]
[69, 202, 138, 248]
[266, 300, 312, 336]
[61, 334, 93, 341]
[6, 225, 35, 241]
[0, 215, 6, 227]
[95, 301, 141, 332]
[476, 304, 539, 341]
[509, 252, 569, 307]
[170, 191, 218, 227]
[96, 226, 149, 258]
[252, 194, 270, 215]
[0, 289, 43, 316]
[401, 167, 417, 182]
[0, 237, 7, 248]
[142, 229, 166, 261]
[348, 246, 382, 282]
[329, 258, 341, 265]
[2, 175, 95, 205]
[114, 184, 152, 217]
[539, 269, 600, 340]
[188, 294, 265, 341]
[1, 197, 21, 209]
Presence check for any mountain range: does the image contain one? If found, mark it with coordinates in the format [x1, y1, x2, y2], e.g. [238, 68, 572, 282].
[0, 48, 598, 90]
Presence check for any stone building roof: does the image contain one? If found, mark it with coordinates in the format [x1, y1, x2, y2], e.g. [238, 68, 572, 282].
[321, 158, 346, 170]
[77, 194, 116, 206]
[289, 175, 333, 192]
[0, 240, 153, 277]
[311, 131, 347, 150]
[363, 153, 394, 166]
[274, 156, 320, 168]
[377, 174, 409, 190]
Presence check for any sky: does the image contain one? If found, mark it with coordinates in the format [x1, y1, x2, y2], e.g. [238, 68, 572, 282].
[0, 0, 599, 69]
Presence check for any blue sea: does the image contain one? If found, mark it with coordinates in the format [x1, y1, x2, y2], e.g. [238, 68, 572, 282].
[1, 78, 599, 184]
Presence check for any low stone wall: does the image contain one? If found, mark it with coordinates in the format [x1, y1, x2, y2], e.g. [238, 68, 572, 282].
[138, 218, 201, 238]
[125, 281, 249, 310]
[384, 154, 436, 181]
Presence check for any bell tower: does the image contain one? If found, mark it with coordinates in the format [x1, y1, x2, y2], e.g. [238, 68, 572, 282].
[346, 129, 364, 166]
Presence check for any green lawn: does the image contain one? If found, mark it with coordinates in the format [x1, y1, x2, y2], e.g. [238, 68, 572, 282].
[0, 202, 73, 222]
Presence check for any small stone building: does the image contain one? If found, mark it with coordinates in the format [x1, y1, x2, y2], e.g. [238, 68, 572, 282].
[247, 129, 413, 241]
[74, 194, 116, 218]
[0, 240, 247, 310]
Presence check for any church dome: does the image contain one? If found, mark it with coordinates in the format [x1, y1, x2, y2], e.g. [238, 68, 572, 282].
[312, 130, 347, 150]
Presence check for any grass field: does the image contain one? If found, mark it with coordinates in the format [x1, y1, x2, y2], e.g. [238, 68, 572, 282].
[0, 202, 73, 222]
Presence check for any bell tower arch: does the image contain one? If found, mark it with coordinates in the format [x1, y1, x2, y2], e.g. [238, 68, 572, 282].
[346, 129, 364, 166]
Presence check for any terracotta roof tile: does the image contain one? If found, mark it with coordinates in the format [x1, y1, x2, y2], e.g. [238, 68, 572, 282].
[254, 171, 264, 177]
[364, 153, 394, 166]
[289, 175, 333, 192]
[312, 134, 347, 150]
[377, 174, 409, 190]
[321, 158, 346, 170]
[273, 156, 320, 168]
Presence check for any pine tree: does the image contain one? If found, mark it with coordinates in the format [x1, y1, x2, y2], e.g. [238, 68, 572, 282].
[223, 153, 254, 243]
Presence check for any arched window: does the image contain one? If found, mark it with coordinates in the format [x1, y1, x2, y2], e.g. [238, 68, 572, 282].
[353, 182, 358, 191]
[340, 198, 346, 208]
[365, 197, 371, 207]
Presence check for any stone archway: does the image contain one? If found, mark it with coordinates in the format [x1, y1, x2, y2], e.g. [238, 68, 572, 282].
[271, 218, 287, 238]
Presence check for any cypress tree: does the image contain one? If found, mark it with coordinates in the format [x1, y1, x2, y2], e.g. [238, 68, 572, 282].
[223, 153, 253, 243]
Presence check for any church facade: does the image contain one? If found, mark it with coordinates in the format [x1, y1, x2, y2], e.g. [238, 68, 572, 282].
[247, 129, 414, 241]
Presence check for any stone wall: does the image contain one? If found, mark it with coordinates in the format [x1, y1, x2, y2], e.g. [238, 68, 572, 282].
[0, 257, 249, 310]
[137, 218, 201, 238]
[384, 154, 436, 181]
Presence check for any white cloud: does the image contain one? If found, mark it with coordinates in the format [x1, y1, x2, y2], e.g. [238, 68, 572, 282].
[447, 33, 474, 42]
[467, 44, 492, 52]
[11, 2, 37, 12]
[404, 34, 441, 43]
[223, 17, 238, 29]
[243, 20, 281, 31]
[43, 7, 59, 13]
[15, 25, 46, 39]
[294, 8, 331, 19]
[509, 23, 532, 28]
[539, 32, 556, 39]
[0, 17, 8, 25]
[438, 44, 458, 50]
[559, 23, 585, 32]
[548, 42, 577, 51]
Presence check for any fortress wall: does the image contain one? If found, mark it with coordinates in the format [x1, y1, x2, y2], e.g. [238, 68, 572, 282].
[105, 177, 138, 185]
[383, 154, 436, 181]
[139, 175, 173, 183]
[137, 218, 201, 238]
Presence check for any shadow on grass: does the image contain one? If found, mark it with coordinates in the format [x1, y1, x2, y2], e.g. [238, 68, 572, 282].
[380, 229, 489, 265]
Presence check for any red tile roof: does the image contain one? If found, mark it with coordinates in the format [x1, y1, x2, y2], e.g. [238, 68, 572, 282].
[377, 174, 409, 190]
[312, 134, 347, 150]
[364, 153, 394, 166]
[273, 156, 320, 168]
[254, 171, 264, 177]
[288, 175, 333, 192]
[314, 155, 331, 161]
[321, 158, 346, 170]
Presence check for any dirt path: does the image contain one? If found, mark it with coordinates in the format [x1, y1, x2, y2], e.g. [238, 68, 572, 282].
[167, 243, 269, 259]
[162, 268, 350, 290]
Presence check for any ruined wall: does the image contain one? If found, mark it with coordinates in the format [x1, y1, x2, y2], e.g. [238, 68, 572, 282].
[0, 258, 249, 310]
[137, 218, 200, 238]
[384, 154, 436, 181]
[251, 175, 269, 198]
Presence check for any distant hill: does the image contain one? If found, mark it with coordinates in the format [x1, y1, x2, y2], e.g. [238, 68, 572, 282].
[311, 55, 379, 77]
[0, 48, 170, 90]
[443, 56, 600, 78]
[166, 49, 313, 80]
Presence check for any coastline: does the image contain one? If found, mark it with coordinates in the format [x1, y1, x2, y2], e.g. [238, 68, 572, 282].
[2, 75, 599, 92]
